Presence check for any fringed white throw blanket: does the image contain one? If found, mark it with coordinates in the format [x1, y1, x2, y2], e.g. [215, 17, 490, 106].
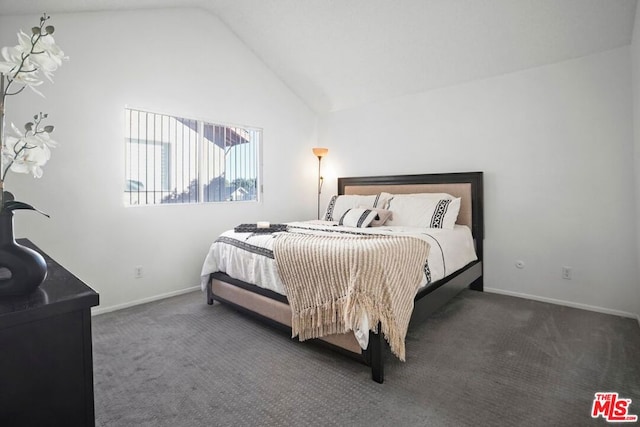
[273, 231, 430, 361]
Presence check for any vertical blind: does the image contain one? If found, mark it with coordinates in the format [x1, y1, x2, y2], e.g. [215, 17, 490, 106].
[124, 108, 261, 206]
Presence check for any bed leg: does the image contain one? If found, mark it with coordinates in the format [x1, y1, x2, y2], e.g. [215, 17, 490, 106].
[469, 275, 483, 292]
[369, 326, 384, 384]
[206, 282, 214, 305]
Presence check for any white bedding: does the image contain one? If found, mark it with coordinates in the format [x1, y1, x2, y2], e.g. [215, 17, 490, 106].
[200, 220, 477, 295]
[200, 220, 477, 350]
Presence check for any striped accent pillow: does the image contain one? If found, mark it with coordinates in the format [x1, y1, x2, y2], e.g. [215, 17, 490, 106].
[338, 208, 378, 228]
[324, 193, 392, 221]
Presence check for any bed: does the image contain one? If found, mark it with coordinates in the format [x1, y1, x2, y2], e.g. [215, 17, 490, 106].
[201, 171, 484, 383]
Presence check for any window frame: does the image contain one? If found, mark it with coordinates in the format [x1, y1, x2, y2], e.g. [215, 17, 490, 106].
[124, 107, 263, 207]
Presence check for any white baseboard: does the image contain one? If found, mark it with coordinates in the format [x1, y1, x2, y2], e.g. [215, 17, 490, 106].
[91, 285, 201, 316]
[484, 287, 638, 321]
[91, 284, 640, 328]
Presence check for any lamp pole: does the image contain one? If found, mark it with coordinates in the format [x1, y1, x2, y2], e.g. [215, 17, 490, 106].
[317, 155, 323, 220]
[312, 147, 328, 220]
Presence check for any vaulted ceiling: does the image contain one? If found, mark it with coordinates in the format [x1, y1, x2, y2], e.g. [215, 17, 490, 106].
[0, 0, 636, 113]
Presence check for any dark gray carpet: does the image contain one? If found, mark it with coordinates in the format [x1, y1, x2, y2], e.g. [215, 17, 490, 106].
[93, 290, 640, 426]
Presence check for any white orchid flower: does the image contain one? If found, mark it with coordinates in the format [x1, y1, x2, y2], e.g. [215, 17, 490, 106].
[7, 74, 44, 98]
[2, 134, 50, 178]
[29, 54, 57, 81]
[20, 133, 56, 152]
[33, 34, 65, 65]
[17, 30, 64, 61]
[16, 30, 66, 82]
[0, 55, 20, 75]
[1, 45, 45, 96]
[8, 122, 56, 150]
[9, 155, 45, 178]
[3, 121, 54, 180]
[1, 29, 66, 98]
[29, 131, 57, 149]
[0, 45, 26, 73]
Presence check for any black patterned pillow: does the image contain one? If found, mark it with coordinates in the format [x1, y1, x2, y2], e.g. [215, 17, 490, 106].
[324, 195, 339, 221]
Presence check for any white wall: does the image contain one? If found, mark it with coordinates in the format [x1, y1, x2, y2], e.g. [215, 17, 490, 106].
[632, 5, 640, 323]
[319, 47, 639, 318]
[2, 9, 637, 320]
[0, 9, 318, 312]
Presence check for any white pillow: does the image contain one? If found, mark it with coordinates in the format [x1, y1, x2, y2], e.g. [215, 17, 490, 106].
[338, 208, 378, 228]
[324, 193, 392, 221]
[386, 195, 461, 229]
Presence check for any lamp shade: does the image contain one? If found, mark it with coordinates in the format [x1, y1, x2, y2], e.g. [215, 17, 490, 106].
[312, 147, 329, 158]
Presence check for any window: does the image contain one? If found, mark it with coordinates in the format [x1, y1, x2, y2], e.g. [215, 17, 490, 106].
[124, 108, 261, 206]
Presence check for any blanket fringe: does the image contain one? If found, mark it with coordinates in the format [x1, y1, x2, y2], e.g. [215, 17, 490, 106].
[345, 289, 407, 361]
[292, 296, 348, 340]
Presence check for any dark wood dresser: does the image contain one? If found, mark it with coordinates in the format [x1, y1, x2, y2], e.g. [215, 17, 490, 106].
[0, 240, 99, 426]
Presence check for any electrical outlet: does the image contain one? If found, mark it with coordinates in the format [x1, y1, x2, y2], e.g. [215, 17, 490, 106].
[562, 266, 571, 280]
[134, 265, 143, 279]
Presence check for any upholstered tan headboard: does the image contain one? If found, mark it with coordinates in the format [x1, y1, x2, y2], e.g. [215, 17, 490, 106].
[342, 182, 472, 229]
[338, 173, 484, 252]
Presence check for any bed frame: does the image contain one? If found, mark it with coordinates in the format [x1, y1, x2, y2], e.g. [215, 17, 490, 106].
[206, 171, 484, 383]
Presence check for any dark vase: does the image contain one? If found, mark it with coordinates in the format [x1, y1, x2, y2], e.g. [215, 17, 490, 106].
[0, 210, 47, 296]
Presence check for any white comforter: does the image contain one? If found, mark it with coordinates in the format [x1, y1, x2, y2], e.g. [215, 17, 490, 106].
[200, 221, 477, 294]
